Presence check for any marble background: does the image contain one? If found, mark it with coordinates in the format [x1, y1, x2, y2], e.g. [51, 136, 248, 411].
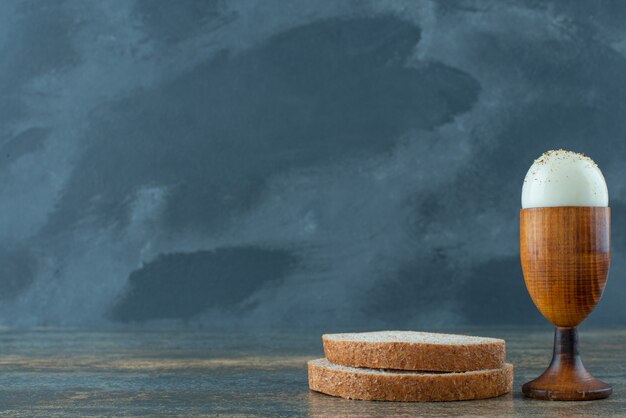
[1, 0, 625, 328]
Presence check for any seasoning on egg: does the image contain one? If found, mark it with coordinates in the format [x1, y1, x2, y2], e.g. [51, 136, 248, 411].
[521, 149, 608, 208]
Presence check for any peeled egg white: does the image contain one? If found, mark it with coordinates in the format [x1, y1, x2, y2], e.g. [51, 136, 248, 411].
[521, 149, 608, 209]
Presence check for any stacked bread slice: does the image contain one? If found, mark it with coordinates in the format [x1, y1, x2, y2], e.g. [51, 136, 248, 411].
[308, 331, 513, 402]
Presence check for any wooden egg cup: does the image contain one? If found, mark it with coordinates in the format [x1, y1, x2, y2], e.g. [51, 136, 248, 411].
[520, 207, 611, 401]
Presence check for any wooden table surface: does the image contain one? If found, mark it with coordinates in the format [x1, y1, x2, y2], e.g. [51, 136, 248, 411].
[0, 327, 623, 416]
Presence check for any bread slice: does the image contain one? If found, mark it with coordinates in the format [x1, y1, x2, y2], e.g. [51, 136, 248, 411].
[323, 331, 505, 372]
[308, 358, 513, 402]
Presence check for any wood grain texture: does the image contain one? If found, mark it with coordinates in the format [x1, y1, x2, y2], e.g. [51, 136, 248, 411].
[520, 207, 610, 328]
[0, 328, 623, 416]
[520, 207, 611, 400]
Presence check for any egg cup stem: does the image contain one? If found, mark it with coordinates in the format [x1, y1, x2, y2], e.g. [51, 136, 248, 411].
[522, 326, 611, 400]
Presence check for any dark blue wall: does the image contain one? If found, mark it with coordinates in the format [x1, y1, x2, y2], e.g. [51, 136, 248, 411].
[1, 0, 625, 327]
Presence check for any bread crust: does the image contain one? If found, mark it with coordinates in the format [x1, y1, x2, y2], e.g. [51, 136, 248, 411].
[308, 358, 514, 402]
[323, 332, 505, 372]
